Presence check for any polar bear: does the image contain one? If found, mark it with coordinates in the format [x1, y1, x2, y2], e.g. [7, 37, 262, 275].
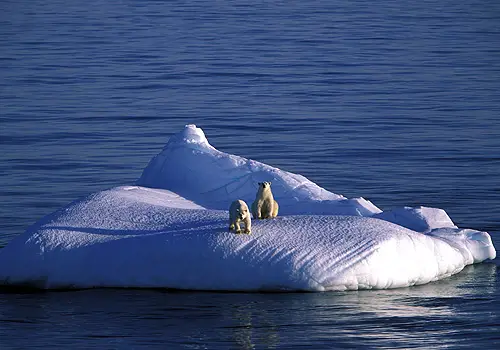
[251, 181, 279, 219]
[229, 200, 252, 234]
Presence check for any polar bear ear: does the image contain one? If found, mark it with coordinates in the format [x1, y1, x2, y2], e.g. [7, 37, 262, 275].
[258, 182, 262, 186]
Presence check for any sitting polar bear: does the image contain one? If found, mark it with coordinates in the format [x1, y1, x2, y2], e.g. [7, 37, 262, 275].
[251, 181, 279, 219]
[229, 200, 252, 234]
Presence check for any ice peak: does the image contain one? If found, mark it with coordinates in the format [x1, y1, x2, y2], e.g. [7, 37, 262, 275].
[166, 124, 213, 149]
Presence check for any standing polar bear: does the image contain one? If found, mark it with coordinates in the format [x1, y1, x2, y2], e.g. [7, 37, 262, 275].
[251, 181, 279, 219]
[229, 200, 252, 234]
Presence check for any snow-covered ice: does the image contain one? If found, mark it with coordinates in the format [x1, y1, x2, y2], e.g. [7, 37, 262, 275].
[0, 125, 495, 291]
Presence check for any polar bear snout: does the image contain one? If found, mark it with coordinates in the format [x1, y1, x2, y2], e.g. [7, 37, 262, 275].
[236, 208, 247, 220]
[258, 181, 271, 189]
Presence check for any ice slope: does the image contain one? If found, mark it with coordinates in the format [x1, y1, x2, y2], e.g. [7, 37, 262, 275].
[137, 125, 381, 217]
[0, 125, 495, 291]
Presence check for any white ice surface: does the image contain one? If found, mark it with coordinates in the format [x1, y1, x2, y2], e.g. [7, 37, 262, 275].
[0, 125, 496, 291]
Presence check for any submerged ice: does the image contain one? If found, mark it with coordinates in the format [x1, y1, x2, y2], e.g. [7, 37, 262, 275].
[0, 125, 496, 291]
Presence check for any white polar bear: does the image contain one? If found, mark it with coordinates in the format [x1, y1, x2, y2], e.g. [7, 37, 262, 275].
[229, 200, 252, 234]
[251, 181, 279, 219]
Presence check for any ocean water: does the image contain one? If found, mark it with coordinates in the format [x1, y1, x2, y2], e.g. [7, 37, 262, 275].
[1, 0, 499, 348]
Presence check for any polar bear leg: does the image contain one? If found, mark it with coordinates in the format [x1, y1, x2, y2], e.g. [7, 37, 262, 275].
[261, 201, 273, 219]
[271, 200, 279, 218]
[252, 201, 262, 219]
[235, 220, 242, 233]
[243, 217, 251, 234]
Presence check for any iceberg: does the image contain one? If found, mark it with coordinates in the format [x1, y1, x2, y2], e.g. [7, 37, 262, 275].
[0, 125, 495, 291]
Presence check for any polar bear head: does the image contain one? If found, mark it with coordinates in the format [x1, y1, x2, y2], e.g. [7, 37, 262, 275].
[258, 181, 271, 190]
[234, 200, 249, 220]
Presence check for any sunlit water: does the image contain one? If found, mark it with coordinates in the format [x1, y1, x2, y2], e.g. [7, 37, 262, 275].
[1, 0, 499, 348]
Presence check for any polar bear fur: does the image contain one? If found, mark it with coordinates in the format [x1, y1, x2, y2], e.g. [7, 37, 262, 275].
[251, 181, 279, 219]
[229, 200, 252, 234]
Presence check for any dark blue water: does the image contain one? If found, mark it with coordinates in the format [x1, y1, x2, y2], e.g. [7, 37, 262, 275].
[1, 0, 499, 348]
